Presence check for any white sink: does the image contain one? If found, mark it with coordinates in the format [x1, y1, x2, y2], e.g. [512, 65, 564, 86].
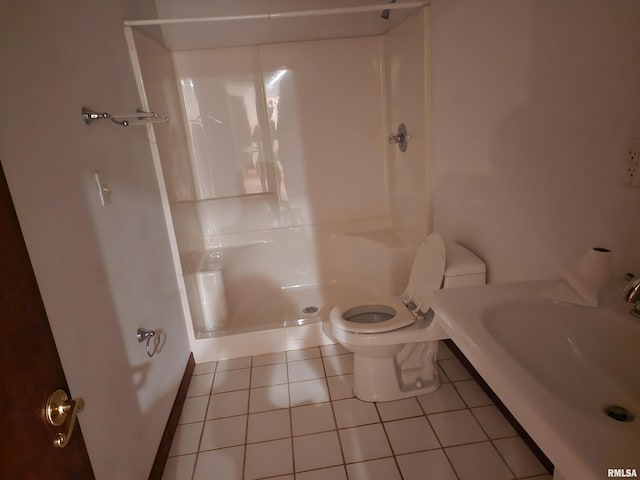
[483, 299, 640, 428]
[433, 280, 640, 480]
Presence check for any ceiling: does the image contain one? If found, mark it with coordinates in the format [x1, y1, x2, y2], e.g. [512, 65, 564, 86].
[128, 0, 427, 50]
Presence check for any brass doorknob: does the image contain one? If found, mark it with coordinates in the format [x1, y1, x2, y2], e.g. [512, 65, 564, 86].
[45, 389, 85, 448]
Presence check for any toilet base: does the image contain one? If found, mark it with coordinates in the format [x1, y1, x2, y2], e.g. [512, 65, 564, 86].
[351, 341, 441, 402]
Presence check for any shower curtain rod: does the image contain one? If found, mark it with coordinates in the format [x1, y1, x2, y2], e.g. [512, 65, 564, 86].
[124, 2, 426, 27]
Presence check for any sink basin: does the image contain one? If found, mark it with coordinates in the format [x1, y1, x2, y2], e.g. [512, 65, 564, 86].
[482, 299, 640, 430]
[433, 279, 640, 480]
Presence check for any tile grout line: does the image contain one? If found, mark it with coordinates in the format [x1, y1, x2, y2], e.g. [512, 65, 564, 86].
[375, 401, 406, 479]
[191, 365, 217, 480]
[490, 439, 519, 480]
[434, 354, 531, 479]
[241, 358, 254, 480]
[451, 376, 482, 410]
[285, 353, 296, 478]
[417, 364, 462, 480]
[320, 347, 349, 474]
[328, 400, 348, 472]
[467, 403, 520, 479]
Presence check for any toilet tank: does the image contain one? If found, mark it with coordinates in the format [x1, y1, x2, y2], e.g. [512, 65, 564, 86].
[443, 243, 486, 288]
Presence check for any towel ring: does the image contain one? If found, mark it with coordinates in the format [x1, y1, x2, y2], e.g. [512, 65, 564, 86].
[137, 328, 160, 357]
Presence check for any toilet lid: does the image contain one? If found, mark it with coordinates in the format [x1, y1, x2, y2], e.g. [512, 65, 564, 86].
[329, 297, 416, 334]
[402, 233, 446, 314]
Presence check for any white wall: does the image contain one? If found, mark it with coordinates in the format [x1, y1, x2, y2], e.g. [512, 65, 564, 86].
[431, 0, 640, 283]
[0, 2, 191, 479]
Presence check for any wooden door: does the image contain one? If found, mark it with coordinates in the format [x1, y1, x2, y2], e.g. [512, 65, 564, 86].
[0, 161, 95, 479]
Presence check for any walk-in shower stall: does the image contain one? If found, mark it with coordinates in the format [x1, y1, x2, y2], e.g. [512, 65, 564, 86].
[124, 0, 432, 362]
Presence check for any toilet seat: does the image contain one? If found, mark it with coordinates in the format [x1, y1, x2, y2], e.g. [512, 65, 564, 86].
[329, 233, 446, 336]
[330, 297, 416, 334]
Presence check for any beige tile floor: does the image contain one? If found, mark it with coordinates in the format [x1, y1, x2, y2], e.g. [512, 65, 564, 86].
[163, 342, 552, 480]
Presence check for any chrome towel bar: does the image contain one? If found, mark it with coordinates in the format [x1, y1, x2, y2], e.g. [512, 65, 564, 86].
[82, 107, 168, 127]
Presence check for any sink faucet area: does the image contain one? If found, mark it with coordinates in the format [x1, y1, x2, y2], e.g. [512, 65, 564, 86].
[432, 279, 640, 480]
[623, 273, 640, 318]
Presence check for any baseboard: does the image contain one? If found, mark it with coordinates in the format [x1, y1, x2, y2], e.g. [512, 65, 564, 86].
[443, 339, 554, 475]
[148, 352, 195, 480]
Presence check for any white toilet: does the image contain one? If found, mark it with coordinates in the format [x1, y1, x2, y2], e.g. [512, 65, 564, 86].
[328, 233, 486, 402]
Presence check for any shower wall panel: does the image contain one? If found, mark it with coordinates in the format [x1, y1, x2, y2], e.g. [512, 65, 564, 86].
[172, 47, 274, 201]
[384, 9, 430, 248]
[133, 20, 430, 337]
[258, 36, 389, 228]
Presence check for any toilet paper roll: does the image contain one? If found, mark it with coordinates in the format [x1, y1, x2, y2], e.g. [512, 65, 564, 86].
[563, 247, 612, 307]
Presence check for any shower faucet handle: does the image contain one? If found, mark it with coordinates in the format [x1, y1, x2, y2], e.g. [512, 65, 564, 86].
[388, 123, 409, 152]
[388, 133, 407, 143]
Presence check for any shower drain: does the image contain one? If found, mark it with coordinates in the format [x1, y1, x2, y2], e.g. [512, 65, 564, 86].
[302, 306, 319, 314]
[603, 405, 635, 423]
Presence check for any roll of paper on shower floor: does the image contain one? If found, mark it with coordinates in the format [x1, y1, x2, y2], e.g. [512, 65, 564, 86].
[563, 247, 612, 307]
[197, 264, 229, 330]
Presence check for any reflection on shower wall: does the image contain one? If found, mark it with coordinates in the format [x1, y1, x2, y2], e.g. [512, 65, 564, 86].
[174, 47, 275, 199]
[171, 36, 389, 235]
[132, 10, 429, 337]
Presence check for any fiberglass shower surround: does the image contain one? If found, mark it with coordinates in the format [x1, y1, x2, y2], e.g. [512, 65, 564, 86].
[126, 1, 430, 361]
